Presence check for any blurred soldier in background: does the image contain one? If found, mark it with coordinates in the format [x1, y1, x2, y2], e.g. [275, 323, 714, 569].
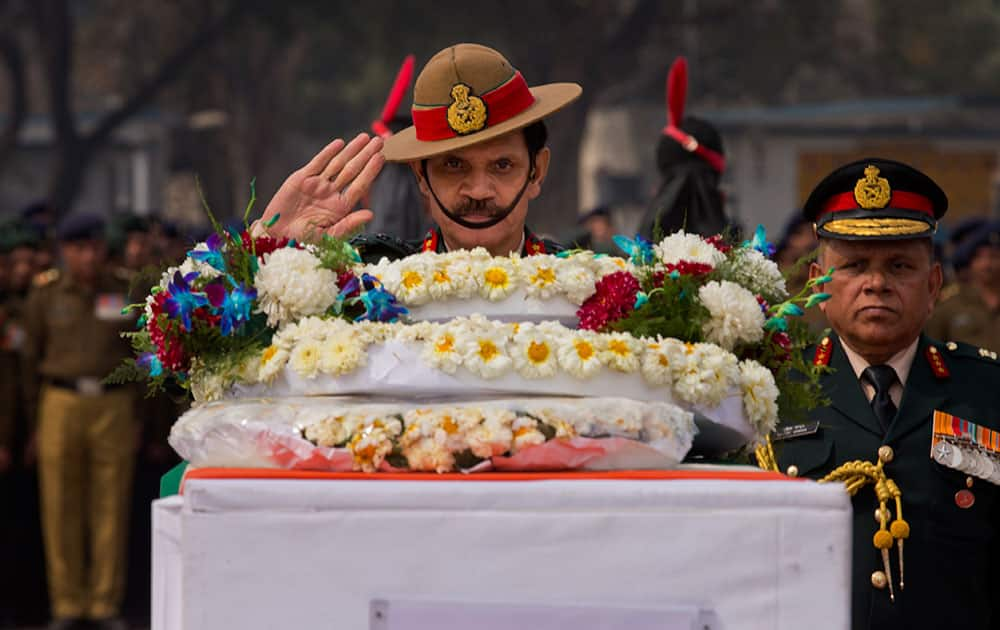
[23, 213, 138, 630]
[774, 213, 826, 333]
[639, 57, 732, 239]
[571, 205, 619, 255]
[365, 55, 434, 242]
[926, 220, 1000, 351]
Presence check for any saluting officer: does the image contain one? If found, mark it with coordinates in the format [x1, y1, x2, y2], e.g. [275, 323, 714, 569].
[767, 159, 1000, 630]
[22, 213, 138, 630]
[252, 43, 581, 261]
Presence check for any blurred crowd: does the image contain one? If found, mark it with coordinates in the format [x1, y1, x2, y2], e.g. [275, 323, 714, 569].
[0, 204, 191, 629]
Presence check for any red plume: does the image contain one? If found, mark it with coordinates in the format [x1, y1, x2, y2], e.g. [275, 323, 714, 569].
[666, 56, 688, 128]
[372, 55, 415, 137]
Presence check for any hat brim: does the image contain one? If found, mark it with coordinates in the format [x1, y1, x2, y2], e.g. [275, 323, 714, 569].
[382, 82, 582, 162]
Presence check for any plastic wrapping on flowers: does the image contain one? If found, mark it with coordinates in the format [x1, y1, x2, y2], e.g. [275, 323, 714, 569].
[168, 396, 697, 473]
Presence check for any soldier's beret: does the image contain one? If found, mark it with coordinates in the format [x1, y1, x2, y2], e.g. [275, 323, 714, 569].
[952, 220, 1000, 270]
[56, 212, 106, 242]
[0, 219, 42, 253]
[802, 158, 947, 241]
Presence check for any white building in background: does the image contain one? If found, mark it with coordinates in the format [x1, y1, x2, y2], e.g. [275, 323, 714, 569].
[0, 111, 169, 218]
[580, 96, 1000, 239]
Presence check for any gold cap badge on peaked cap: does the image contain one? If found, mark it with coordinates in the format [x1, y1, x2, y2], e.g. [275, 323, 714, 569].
[446, 83, 487, 135]
[854, 164, 892, 209]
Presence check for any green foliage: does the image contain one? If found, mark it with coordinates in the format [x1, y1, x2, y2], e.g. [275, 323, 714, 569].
[613, 270, 710, 341]
[314, 234, 362, 271]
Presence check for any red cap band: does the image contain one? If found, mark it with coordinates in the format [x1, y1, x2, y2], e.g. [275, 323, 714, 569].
[819, 190, 935, 218]
[412, 72, 536, 141]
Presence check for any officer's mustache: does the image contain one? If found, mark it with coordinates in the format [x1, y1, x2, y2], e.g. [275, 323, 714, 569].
[453, 198, 505, 217]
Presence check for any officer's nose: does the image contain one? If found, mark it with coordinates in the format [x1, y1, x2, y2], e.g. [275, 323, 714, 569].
[862, 268, 889, 293]
[460, 168, 494, 200]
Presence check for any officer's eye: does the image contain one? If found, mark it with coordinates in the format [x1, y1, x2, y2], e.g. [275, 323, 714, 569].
[443, 157, 464, 170]
[494, 158, 513, 171]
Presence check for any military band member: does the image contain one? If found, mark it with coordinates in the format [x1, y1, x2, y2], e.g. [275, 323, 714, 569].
[768, 159, 1000, 630]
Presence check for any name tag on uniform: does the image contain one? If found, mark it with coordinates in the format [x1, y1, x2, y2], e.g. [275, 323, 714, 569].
[772, 420, 820, 441]
[95, 293, 130, 321]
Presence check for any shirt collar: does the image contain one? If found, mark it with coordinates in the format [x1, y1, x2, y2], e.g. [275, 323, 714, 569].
[840, 336, 920, 386]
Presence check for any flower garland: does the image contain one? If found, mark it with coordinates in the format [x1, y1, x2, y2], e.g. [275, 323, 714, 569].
[201, 316, 778, 437]
[361, 248, 633, 307]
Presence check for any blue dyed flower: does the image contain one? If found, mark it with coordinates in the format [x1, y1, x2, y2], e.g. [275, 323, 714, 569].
[356, 274, 408, 323]
[633, 291, 649, 309]
[219, 283, 257, 336]
[188, 233, 227, 272]
[764, 316, 788, 332]
[776, 302, 805, 318]
[613, 234, 655, 265]
[743, 225, 776, 258]
[805, 292, 831, 309]
[164, 271, 209, 331]
[137, 352, 164, 377]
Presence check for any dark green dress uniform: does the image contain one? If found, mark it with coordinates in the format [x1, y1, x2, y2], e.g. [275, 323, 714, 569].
[158, 225, 565, 496]
[774, 333, 1000, 630]
[770, 158, 1000, 629]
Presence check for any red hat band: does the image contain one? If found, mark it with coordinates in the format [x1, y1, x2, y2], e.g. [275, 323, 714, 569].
[819, 191, 935, 218]
[412, 72, 535, 141]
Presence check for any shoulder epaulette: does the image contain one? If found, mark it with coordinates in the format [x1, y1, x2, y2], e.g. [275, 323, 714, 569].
[937, 283, 961, 302]
[32, 268, 60, 287]
[942, 339, 1000, 365]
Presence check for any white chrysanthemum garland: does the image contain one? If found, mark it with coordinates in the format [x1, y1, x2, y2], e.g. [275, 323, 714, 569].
[189, 315, 779, 438]
[295, 398, 695, 473]
[360, 248, 633, 307]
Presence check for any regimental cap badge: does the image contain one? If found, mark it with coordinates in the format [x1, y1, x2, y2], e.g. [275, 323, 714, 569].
[446, 83, 488, 135]
[854, 164, 892, 210]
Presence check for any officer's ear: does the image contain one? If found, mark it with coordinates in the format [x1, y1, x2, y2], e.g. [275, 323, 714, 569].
[525, 147, 550, 202]
[808, 246, 829, 312]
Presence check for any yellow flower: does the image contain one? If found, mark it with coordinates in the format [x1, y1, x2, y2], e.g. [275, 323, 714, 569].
[477, 258, 518, 300]
[478, 339, 499, 362]
[261, 345, 278, 366]
[530, 266, 556, 287]
[484, 267, 509, 288]
[402, 270, 423, 290]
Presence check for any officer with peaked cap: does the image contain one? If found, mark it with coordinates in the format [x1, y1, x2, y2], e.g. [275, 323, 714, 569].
[22, 213, 138, 629]
[760, 158, 1000, 630]
[252, 43, 582, 259]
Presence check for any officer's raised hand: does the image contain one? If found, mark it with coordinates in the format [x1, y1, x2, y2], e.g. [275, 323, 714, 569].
[256, 133, 385, 242]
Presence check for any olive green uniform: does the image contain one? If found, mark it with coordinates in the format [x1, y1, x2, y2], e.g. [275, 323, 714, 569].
[22, 270, 138, 620]
[926, 283, 1000, 353]
[774, 334, 1000, 630]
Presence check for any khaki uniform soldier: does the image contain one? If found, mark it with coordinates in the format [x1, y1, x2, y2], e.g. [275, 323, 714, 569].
[925, 221, 1000, 352]
[22, 214, 137, 630]
[761, 159, 1000, 630]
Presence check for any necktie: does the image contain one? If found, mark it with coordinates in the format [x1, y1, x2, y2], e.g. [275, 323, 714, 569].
[862, 365, 898, 433]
